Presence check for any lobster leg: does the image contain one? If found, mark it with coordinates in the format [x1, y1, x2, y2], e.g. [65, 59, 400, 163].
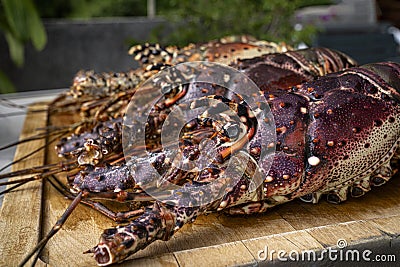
[48, 175, 148, 223]
[224, 199, 287, 215]
[89, 201, 202, 266]
[93, 90, 135, 120]
[226, 156, 399, 214]
[19, 177, 153, 265]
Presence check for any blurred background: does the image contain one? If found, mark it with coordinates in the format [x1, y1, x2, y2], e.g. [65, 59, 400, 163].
[0, 0, 399, 93]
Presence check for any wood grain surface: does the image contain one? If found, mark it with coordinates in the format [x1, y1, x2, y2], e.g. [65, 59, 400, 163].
[0, 104, 399, 266]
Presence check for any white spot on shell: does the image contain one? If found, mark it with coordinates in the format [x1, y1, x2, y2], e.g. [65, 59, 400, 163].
[219, 200, 228, 209]
[264, 176, 274, 182]
[267, 142, 275, 148]
[308, 156, 320, 166]
[217, 200, 228, 211]
[224, 74, 230, 83]
[300, 107, 307, 114]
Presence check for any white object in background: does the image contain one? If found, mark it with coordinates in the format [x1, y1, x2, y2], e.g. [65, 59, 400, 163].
[388, 26, 400, 45]
[294, 0, 377, 27]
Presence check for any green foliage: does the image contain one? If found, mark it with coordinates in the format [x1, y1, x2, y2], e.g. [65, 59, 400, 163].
[0, 0, 47, 93]
[32, 0, 332, 46]
[0, 70, 15, 93]
[32, 0, 332, 47]
[1, 0, 47, 66]
[153, 0, 332, 46]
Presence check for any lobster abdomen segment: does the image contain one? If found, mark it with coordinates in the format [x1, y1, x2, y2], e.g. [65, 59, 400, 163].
[259, 93, 309, 197]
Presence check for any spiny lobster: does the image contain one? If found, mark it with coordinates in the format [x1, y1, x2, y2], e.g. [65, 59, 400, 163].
[1, 37, 399, 266]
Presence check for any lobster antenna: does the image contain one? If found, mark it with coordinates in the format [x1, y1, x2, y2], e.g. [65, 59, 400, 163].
[19, 191, 84, 266]
[0, 176, 41, 187]
[0, 181, 26, 196]
[0, 132, 66, 173]
[0, 125, 74, 151]
[0, 134, 48, 151]
[0, 98, 27, 109]
[0, 160, 76, 180]
[0, 165, 76, 193]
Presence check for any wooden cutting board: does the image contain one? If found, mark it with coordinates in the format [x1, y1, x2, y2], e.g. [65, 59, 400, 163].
[0, 103, 399, 266]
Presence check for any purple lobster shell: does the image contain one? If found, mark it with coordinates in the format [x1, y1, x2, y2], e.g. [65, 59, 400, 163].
[228, 61, 400, 215]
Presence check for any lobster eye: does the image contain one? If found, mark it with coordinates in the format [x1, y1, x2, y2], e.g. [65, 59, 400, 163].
[224, 123, 240, 139]
[161, 85, 172, 94]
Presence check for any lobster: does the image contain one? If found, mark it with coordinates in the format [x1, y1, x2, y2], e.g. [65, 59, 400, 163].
[88, 61, 400, 266]
[1, 37, 399, 266]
